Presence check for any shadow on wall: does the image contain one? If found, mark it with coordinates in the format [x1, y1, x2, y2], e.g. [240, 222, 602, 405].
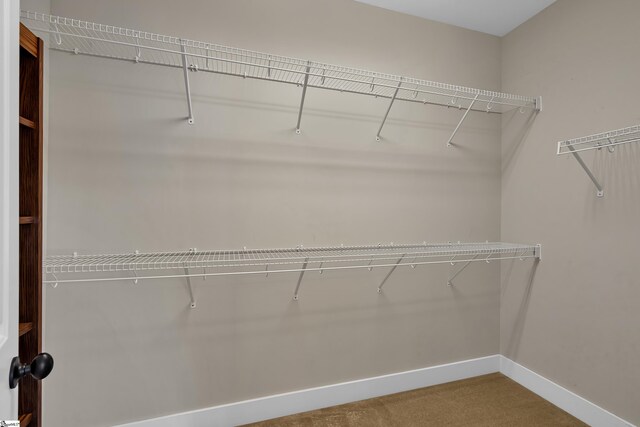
[584, 141, 640, 219]
[501, 258, 539, 360]
[73, 83, 497, 141]
[51, 56, 499, 150]
[502, 108, 539, 175]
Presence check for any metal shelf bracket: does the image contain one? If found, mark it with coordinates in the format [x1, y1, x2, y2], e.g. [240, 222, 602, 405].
[293, 257, 309, 300]
[183, 267, 196, 309]
[567, 145, 604, 197]
[447, 93, 480, 147]
[447, 254, 479, 286]
[295, 62, 311, 134]
[377, 253, 406, 293]
[180, 41, 194, 125]
[50, 273, 59, 288]
[183, 249, 197, 308]
[376, 79, 403, 141]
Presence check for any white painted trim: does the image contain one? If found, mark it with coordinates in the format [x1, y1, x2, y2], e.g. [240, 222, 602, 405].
[115, 355, 500, 427]
[500, 356, 635, 427]
[116, 355, 637, 427]
[0, 0, 20, 419]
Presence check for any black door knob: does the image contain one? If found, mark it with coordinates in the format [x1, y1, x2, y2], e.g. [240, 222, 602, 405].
[9, 353, 54, 389]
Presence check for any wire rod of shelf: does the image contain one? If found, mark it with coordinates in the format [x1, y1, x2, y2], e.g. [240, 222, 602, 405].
[44, 242, 541, 284]
[557, 124, 640, 155]
[21, 11, 540, 114]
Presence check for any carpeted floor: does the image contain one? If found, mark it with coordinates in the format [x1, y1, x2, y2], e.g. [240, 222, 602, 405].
[242, 373, 587, 426]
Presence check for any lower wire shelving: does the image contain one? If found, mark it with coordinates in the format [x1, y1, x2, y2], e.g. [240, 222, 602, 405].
[45, 242, 541, 306]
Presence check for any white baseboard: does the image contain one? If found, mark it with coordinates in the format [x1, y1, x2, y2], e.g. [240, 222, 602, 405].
[115, 355, 500, 427]
[499, 356, 635, 427]
[116, 355, 636, 427]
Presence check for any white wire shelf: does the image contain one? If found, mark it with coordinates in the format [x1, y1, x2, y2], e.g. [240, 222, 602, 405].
[557, 124, 640, 197]
[557, 124, 640, 155]
[45, 242, 540, 305]
[46, 242, 540, 305]
[45, 242, 540, 277]
[21, 11, 540, 141]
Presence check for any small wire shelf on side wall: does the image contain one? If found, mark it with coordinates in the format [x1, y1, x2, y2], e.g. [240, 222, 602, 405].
[557, 124, 640, 198]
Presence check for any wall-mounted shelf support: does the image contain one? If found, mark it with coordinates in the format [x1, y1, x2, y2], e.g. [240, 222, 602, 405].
[568, 145, 604, 197]
[447, 93, 479, 147]
[376, 80, 402, 141]
[295, 62, 311, 134]
[293, 257, 309, 300]
[184, 267, 196, 308]
[183, 249, 198, 307]
[447, 254, 480, 286]
[377, 253, 406, 293]
[180, 41, 194, 125]
[131, 250, 140, 284]
[557, 124, 640, 198]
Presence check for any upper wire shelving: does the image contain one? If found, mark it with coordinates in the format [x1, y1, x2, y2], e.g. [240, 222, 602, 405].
[45, 242, 541, 306]
[21, 11, 541, 144]
[557, 124, 640, 197]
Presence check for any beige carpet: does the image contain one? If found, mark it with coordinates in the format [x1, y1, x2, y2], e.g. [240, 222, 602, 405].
[243, 373, 587, 426]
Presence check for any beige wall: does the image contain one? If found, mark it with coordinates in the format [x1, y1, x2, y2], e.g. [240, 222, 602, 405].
[43, 0, 504, 426]
[501, 0, 640, 424]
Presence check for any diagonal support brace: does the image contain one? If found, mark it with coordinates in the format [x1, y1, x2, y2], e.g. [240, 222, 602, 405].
[377, 254, 406, 293]
[184, 267, 196, 308]
[376, 80, 403, 141]
[567, 145, 604, 197]
[447, 93, 479, 147]
[293, 257, 309, 300]
[447, 254, 480, 286]
[50, 273, 59, 288]
[295, 62, 311, 134]
[180, 42, 194, 125]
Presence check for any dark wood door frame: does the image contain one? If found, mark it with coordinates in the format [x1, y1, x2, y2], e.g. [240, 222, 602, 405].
[18, 22, 44, 427]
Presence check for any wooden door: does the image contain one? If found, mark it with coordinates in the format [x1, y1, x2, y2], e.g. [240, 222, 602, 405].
[18, 22, 44, 427]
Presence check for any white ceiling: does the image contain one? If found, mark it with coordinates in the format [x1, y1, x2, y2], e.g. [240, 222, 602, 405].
[354, 0, 556, 36]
